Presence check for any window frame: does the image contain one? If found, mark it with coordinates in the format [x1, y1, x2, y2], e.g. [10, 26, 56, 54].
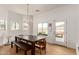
[37, 22, 48, 35]
[11, 22, 20, 30]
[0, 19, 7, 30]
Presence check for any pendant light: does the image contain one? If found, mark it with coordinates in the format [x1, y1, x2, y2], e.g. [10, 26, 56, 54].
[27, 4, 29, 24]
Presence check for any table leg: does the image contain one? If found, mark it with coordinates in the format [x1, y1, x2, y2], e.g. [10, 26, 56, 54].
[31, 42, 35, 55]
[11, 42, 13, 48]
[16, 46, 18, 53]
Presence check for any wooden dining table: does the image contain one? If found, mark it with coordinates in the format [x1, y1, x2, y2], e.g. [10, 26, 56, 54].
[15, 35, 46, 55]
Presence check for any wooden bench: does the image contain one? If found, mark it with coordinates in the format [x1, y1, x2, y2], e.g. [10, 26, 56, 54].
[11, 41, 32, 55]
[11, 38, 31, 55]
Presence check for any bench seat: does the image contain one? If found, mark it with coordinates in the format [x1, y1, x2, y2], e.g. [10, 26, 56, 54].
[12, 41, 32, 54]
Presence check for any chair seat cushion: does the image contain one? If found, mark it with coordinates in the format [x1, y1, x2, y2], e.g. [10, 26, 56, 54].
[35, 44, 45, 48]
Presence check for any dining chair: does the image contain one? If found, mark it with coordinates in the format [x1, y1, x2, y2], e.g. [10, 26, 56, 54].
[35, 38, 46, 55]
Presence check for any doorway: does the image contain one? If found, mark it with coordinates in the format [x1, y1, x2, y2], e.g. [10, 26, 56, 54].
[53, 20, 67, 46]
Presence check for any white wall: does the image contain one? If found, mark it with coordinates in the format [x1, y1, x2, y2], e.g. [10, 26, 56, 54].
[33, 5, 78, 49]
[1, 11, 33, 45]
[76, 5, 79, 49]
[0, 7, 28, 45]
[0, 6, 8, 45]
[7, 11, 24, 43]
[7, 12, 33, 43]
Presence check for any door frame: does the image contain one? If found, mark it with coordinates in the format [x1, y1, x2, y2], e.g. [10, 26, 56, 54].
[53, 19, 67, 46]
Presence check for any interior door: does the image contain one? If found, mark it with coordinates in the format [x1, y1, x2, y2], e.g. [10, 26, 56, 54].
[53, 20, 67, 46]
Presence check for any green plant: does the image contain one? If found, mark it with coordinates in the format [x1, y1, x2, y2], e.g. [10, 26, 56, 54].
[37, 32, 48, 36]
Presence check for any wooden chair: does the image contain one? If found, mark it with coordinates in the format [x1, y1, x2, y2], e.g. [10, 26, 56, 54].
[35, 38, 46, 55]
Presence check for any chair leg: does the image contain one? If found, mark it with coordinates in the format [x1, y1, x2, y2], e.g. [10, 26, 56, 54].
[43, 47, 46, 54]
[45, 48, 46, 54]
[24, 50, 27, 55]
[40, 48, 46, 55]
[11, 42, 13, 48]
[40, 49, 42, 55]
[16, 46, 18, 53]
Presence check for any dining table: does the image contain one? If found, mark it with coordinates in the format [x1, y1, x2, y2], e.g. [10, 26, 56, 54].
[15, 35, 46, 55]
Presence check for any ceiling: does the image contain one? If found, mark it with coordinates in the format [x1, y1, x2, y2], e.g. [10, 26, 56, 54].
[0, 4, 64, 15]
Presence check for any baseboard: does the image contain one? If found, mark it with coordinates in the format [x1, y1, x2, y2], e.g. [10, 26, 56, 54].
[47, 42, 75, 50]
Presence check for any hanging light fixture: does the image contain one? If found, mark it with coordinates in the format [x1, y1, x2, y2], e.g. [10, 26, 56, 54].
[26, 4, 29, 24]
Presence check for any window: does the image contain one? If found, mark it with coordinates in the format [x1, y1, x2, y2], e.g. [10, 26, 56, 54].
[0, 19, 6, 30]
[38, 23, 48, 36]
[11, 22, 19, 30]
